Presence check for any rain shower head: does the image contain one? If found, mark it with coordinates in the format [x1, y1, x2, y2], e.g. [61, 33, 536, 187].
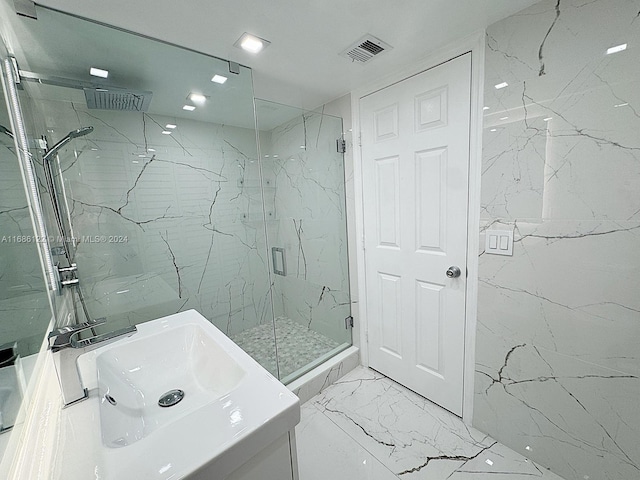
[84, 87, 153, 112]
[43, 126, 94, 163]
[19, 71, 153, 112]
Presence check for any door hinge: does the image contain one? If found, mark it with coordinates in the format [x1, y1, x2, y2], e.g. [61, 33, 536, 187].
[228, 61, 240, 75]
[345, 315, 354, 329]
[336, 138, 346, 154]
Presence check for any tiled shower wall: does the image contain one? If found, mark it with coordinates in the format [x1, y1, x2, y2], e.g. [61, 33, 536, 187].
[260, 109, 352, 346]
[474, 1, 640, 479]
[37, 98, 274, 337]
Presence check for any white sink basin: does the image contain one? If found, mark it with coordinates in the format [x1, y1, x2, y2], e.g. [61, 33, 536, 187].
[70, 310, 300, 479]
[97, 320, 246, 447]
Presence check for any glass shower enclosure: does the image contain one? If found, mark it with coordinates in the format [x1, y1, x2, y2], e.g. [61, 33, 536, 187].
[0, 4, 351, 387]
[240, 100, 352, 382]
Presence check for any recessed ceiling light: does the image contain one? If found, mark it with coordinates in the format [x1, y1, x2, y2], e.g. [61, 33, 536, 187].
[490, 128, 497, 132]
[183, 105, 196, 111]
[494, 82, 508, 90]
[90, 148, 98, 151]
[235, 32, 271, 54]
[606, 43, 627, 55]
[162, 131, 172, 135]
[614, 102, 629, 108]
[500, 116, 509, 120]
[147, 148, 156, 152]
[165, 124, 177, 129]
[211, 74, 228, 84]
[543, 117, 553, 121]
[90, 67, 109, 78]
[189, 93, 207, 103]
[483, 106, 490, 111]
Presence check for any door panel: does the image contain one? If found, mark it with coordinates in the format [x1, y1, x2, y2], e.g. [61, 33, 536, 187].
[415, 147, 447, 252]
[361, 53, 471, 416]
[375, 156, 400, 247]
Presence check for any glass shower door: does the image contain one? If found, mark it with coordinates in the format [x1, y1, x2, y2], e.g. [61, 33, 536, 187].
[253, 99, 352, 382]
[6, 5, 280, 377]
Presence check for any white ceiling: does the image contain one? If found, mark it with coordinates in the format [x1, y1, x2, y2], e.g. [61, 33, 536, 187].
[34, 0, 540, 110]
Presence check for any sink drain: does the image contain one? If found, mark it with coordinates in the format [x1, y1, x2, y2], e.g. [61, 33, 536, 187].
[158, 389, 185, 407]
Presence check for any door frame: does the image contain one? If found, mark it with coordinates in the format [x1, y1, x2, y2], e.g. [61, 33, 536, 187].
[351, 31, 485, 424]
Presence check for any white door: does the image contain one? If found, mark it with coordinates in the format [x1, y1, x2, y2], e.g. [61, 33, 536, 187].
[360, 53, 471, 416]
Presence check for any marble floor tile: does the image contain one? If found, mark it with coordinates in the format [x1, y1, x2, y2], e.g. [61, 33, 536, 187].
[296, 366, 565, 480]
[296, 403, 400, 480]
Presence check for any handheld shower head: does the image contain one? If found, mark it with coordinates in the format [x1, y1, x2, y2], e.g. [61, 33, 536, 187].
[69, 126, 94, 139]
[43, 126, 94, 163]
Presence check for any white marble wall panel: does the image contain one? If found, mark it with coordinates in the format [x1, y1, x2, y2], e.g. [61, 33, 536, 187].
[260, 108, 352, 346]
[475, 1, 640, 480]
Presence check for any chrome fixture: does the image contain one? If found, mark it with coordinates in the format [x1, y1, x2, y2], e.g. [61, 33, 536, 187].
[42, 126, 94, 164]
[158, 389, 185, 407]
[42, 126, 98, 324]
[48, 318, 137, 406]
[446, 266, 461, 278]
[42, 126, 94, 257]
[19, 71, 153, 112]
[272, 247, 286, 276]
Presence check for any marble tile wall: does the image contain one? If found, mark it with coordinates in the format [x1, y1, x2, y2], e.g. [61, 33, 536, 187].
[35, 98, 275, 340]
[474, 1, 640, 479]
[260, 107, 352, 346]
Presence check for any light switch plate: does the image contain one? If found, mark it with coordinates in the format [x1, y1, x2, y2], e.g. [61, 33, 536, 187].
[485, 229, 514, 256]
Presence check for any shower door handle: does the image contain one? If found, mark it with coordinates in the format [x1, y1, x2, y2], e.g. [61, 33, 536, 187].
[272, 247, 286, 276]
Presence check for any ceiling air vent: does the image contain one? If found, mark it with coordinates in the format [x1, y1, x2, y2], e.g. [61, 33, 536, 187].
[340, 35, 392, 63]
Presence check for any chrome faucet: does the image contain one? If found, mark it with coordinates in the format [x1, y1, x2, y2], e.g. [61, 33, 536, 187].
[48, 318, 137, 406]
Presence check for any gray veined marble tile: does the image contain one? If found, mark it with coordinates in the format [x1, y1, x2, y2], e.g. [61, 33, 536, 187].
[477, 1, 640, 478]
[299, 366, 565, 480]
[447, 441, 564, 479]
[313, 367, 495, 479]
[474, 340, 640, 480]
[296, 403, 400, 480]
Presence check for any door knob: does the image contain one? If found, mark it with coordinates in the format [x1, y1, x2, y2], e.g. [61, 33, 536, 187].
[446, 266, 461, 278]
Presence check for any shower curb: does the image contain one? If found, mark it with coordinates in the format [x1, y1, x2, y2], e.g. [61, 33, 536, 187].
[287, 346, 359, 405]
